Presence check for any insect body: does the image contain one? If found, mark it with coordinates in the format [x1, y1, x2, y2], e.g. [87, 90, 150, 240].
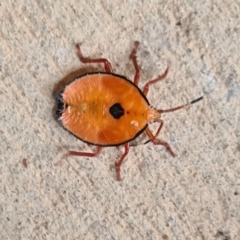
[57, 73, 150, 146]
[56, 42, 203, 181]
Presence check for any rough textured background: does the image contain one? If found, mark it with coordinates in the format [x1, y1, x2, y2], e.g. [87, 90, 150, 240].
[0, 1, 239, 239]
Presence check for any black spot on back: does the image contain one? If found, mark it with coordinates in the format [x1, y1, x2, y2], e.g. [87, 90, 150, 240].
[109, 103, 125, 119]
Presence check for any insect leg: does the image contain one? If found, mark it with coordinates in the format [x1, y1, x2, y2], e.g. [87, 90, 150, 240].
[144, 119, 164, 145]
[145, 127, 176, 157]
[143, 65, 169, 96]
[75, 44, 112, 72]
[55, 146, 102, 166]
[130, 41, 140, 85]
[115, 143, 130, 181]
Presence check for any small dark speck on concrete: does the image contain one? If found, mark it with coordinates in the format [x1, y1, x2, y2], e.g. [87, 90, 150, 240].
[162, 234, 169, 240]
[216, 230, 231, 240]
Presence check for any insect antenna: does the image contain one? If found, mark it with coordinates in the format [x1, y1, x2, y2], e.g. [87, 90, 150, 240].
[158, 96, 203, 114]
[142, 96, 203, 145]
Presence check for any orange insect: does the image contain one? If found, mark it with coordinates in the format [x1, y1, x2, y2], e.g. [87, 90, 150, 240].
[56, 41, 203, 181]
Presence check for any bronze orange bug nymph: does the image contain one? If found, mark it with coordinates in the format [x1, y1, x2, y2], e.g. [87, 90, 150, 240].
[56, 41, 203, 181]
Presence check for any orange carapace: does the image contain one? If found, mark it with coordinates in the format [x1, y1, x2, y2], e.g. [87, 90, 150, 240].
[56, 42, 203, 181]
